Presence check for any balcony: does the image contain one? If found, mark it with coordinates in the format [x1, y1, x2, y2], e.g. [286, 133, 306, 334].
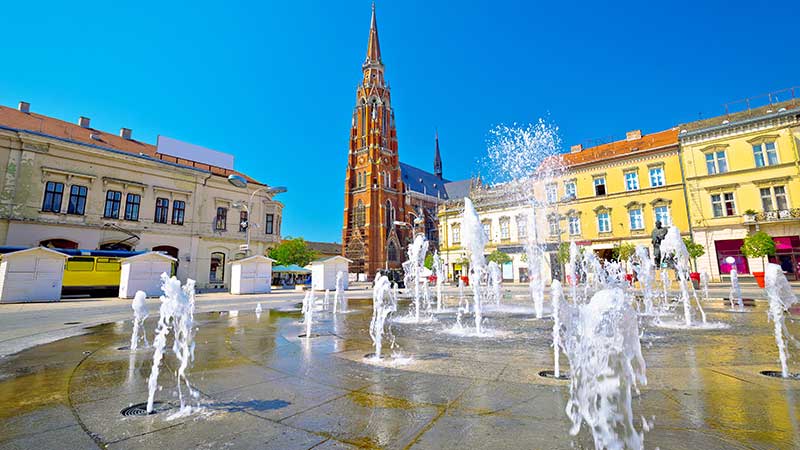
[745, 208, 800, 224]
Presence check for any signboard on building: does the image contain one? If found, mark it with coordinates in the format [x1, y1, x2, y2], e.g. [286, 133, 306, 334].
[157, 136, 235, 170]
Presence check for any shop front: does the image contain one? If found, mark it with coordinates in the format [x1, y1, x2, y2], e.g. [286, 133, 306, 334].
[715, 239, 749, 275]
[768, 235, 800, 280]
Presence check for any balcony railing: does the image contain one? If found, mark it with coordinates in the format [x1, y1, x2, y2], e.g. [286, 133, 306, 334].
[744, 208, 800, 223]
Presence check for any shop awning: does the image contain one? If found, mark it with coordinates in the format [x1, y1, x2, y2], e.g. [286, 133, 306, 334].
[272, 264, 311, 274]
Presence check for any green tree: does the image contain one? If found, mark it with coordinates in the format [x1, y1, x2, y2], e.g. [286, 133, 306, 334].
[268, 238, 318, 267]
[487, 250, 511, 265]
[683, 237, 705, 260]
[611, 243, 636, 261]
[556, 242, 571, 265]
[424, 253, 434, 270]
[741, 231, 776, 268]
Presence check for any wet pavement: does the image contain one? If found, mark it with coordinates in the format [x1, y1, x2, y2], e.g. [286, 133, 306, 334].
[1, 294, 799, 449]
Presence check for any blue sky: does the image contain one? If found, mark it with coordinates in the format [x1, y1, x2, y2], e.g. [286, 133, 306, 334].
[1, 1, 797, 243]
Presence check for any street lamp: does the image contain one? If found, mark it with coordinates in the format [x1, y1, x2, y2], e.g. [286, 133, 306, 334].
[227, 174, 287, 257]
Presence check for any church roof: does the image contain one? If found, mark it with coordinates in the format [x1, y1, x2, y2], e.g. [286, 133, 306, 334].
[442, 179, 472, 200]
[400, 162, 450, 199]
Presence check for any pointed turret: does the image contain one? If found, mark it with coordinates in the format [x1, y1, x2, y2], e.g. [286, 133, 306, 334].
[366, 2, 382, 63]
[434, 130, 443, 178]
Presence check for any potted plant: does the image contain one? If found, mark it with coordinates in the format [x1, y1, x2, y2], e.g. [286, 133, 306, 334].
[740, 231, 776, 288]
[743, 209, 758, 223]
[683, 237, 706, 289]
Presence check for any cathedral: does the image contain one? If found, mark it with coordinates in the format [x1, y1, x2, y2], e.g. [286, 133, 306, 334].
[341, 4, 465, 278]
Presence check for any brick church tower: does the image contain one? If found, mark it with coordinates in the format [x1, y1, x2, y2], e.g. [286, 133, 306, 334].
[342, 3, 406, 276]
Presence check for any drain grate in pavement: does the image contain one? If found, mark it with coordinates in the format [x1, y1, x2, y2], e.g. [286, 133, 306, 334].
[538, 370, 570, 380]
[64, 322, 82, 325]
[120, 402, 167, 417]
[760, 370, 800, 380]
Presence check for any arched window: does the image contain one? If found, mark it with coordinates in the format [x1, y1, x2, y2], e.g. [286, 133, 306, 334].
[210, 252, 225, 283]
[387, 241, 398, 262]
[385, 200, 393, 231]
[99, 242, 133, 251]
[360, 103, 366, 138]
[354, 201, 366, 228]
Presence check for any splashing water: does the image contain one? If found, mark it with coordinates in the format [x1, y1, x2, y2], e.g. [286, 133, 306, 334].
[729, 268, 743, 311]
[765, 263, 799, 378]
[560, 288, 648, 449]
[302, 291, 316, 337]
[551, 279, 563, 378]
[255, 302, 262, 319]
[660, 226, 706, 326]
[130, 291, 149, 350]
[334, 271, 346, 313]
[433, 251, 444, 312]
[488, 261, 503, 306]
[463, 198, 488, 334]
[323, 290, 330, 308]
[567, 241, 580, 302]
[630, 245, 656, 315]
[402, 234, 429, 323]
[370, 274, 398, 359]
[700, 272, 710, 302]
[147, 274, 198, 414]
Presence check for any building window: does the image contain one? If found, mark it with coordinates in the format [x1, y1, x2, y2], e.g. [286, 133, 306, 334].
[593, 177, 606, 196]
[753, 142, 779, 168]
[760, 186, 788, 212]
[565, 181, 576, 199]
[705, 151, 728, 175]
[172, 200, 185, 225]
[649, 166, 665, 187]
[597, 212, 611, 233]
[265, 213, 274, 234]
[545, 184, 558, 203]
[452, 224, 461, 244]
[215, 207, 228, 231]
[548, 216, 560, 236]
[654, 205, 671, 225]
[67, 185, 87, 215]
[387, 241, 398, 261]
[104, 190, 122, 218]
[154, 197, 169, 224]
[42, 181, 64, 213]
[354, 201, 366, 227]
[210, 252, 225, 283]
[568, 216, 581, 235]
[624, 171, 639, 191]
[500, 218, 510, 240]
[124, 194, 141, 221]
[517, 216, 527, 240]
[711, 193, 736, 217]
[629, 209, 644, 230]
[482, 221, 491, 241]
[239, 210, 249, 232]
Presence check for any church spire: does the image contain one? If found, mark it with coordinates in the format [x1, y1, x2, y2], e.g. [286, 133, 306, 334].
[434, 130, 443, 178]
[366, 2, 381, 63]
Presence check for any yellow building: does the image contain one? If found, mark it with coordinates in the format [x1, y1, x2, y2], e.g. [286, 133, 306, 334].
[541, 128, 690, 263]
[679, 100, 800, 281]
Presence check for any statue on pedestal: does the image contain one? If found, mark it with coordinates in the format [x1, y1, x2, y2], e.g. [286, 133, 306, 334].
[651, 221, 668, 266]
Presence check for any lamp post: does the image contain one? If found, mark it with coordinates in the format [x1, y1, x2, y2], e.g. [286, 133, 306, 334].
[227, 174, 287, 257]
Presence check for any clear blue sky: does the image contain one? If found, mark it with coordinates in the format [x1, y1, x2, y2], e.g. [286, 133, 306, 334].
[1, 1, 797, 243]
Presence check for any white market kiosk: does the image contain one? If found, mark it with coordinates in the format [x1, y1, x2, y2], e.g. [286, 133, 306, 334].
[310, 256, 351, 291]
[0, 247, 68, 303]
[230, 255, 275, 295]
[119, 252, 177, 298]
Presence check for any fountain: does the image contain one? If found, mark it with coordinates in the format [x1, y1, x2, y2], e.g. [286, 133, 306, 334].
[130, 290, 149, 350]
[660, 226, 706, 326]
[401, 234, 429, 323]
[551, 279, 563, 378]
[463, 198, 488, 334]
[369, 274, 398, 359]
[726, 257, 743, 311]
[560, 287, 648, 449]
[700, 272, 710, 302]
[433, 251, 445, 312]
[630, 245, 656, 315]
[323, 289, 330, 308]
[146, 274, 198, 415]
[301, 291, 316, 337]
[488, 261, 503, 306]
[333, 270, 346, 313]
[255, 302, 262, 318]
[567, 241, 580, 302]
[765, 263, 799, 378]
[527, 234, 546, 318]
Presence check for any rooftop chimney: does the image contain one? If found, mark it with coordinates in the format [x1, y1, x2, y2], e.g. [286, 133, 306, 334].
[17, 101, 30, 113]
[120, 128, 132, 140]
[78, 116, 91, 128]
[626, 130, 642, 141]
[570, 144, 583, 153]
